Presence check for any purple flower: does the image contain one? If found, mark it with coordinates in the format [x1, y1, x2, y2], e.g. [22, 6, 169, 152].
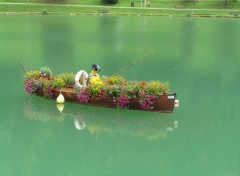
[24, 79, 42, 95]
[139, 94, 156, 111]
[115, 94, 130, 109]
[76, 89, 91, 103]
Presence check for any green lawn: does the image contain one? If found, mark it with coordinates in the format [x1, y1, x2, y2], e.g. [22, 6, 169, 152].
[0, 0, 240, 17]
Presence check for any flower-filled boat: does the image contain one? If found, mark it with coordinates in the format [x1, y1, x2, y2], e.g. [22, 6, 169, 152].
[23, 67, 179, 113]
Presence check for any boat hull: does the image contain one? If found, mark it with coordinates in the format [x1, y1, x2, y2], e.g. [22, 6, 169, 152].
[36, 88, 177, 113]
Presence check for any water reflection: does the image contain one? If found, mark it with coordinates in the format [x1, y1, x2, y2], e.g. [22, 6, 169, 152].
[23, 97, 178, 141]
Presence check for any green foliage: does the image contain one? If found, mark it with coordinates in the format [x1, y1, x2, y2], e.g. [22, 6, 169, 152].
[52, 77, 66, 88]
[103, 75, 127, 86]
[41, 80, 55, 99]
[41, 78, 65, 99]
[107, 85, 125, 97]
[85, 84, 104, 98]
[42, 9, 48, 15]
[125, 81, 140, 97]
[40, 66, 52, 77]
[102, 0, 118, 4]
[145, 81, 169, 95]
[57, 72, 75, 87]
[86, 77, 169, 99]
[24, 71, 40, 82]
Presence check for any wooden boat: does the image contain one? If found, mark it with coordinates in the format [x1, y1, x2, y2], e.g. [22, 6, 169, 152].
[36, 87, 178, 113]
[23, 67, 179, 113]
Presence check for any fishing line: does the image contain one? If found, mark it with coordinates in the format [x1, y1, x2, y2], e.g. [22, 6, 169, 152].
[174, 24, 200, 39]
[108, 23, 200, 78]
[18, 61, 28, 74]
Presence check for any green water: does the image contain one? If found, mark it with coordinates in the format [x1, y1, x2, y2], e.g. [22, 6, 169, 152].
[1, 15, 240, 176]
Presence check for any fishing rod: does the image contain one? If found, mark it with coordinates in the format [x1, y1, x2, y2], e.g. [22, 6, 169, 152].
[108, 24, 200, 79]
[109, 45, 165, 78]
[18, 61, 28, 74]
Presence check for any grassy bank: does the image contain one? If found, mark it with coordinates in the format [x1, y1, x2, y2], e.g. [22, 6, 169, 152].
[0, 0, 240, 17]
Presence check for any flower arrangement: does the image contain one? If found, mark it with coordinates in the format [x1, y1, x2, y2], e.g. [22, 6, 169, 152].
[58, 73, 75, 87]
[106, 85, 125, 97]
[52, 77, 66, 88]
[25, 78, 43, 95]
[85, 84, 102, 98]
[41, 78, 65, 99]
[145, 81, 169, 95]
[24, 69, 170, 111]
[102, 75, 127, 85]
[42, 81, 56, 99]
[76, 89, 91, 103]
[98, 87, 108, 98]
[139, 94, 157, 111]
[114, 94, 130, 109]
[40, 66, 52, 77]
[125, 81, 140, 98]
[24, 71, 40, 82]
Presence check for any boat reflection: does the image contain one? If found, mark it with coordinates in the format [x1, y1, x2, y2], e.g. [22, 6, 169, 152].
[56, 103, 64, 113]
[23, 97, 178, 141]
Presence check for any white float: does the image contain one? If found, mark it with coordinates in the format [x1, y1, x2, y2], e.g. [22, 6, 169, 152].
[174, 99, 179, 107]
[56, 103, 64, 113]
[75, 70, 88, 88]
[56, 91, 65, 104]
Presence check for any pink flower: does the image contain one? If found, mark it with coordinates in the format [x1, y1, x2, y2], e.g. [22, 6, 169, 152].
[115, 94, 130, 109]
[76, 89, 91, 103]
[139, 94, 156, 111]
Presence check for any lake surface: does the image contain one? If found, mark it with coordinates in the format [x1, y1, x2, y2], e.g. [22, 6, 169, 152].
[0, 15, 240, 176]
